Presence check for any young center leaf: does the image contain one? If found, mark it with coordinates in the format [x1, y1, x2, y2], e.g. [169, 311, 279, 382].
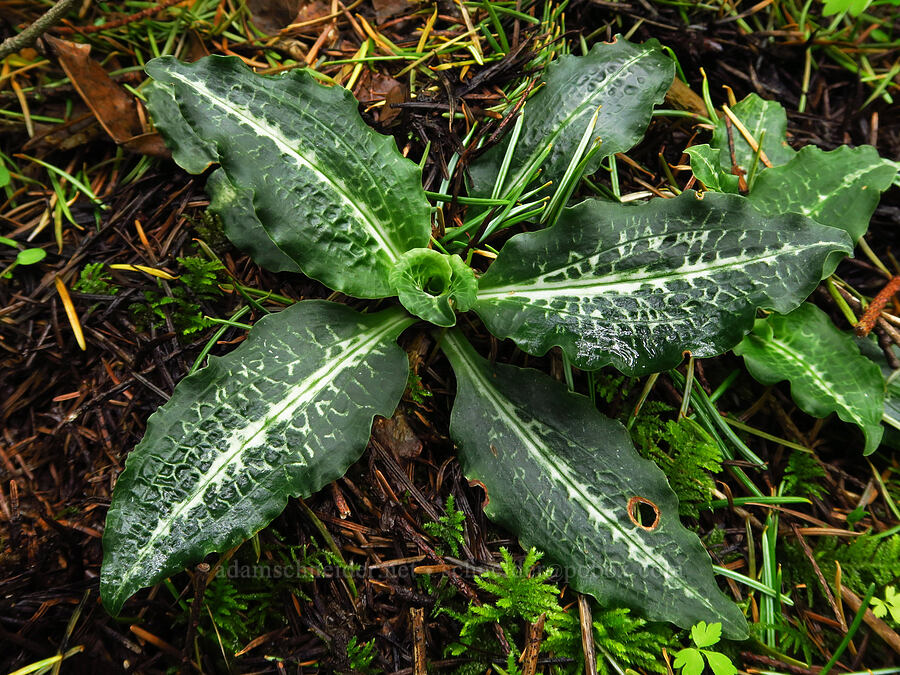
[101, 301, 415, 614]
[144, 55, 431, 298]
[468, 36, 674, 199]
[389, 248, 477, 327]
[684, 144, 740, 194]
[439, 330, 748, 638]
[734, 303, 884, 454]
[473, 191, 852, 375]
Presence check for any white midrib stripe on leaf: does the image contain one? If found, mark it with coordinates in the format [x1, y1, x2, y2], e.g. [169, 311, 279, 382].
[165, 69, 402, 262]
[449, 339, 716, 612]
[799, 162, 886, 218]
[763, 336, 866, 430]
[477, 248, 789, 300]
[119, 311, 409, 588]
[501, 48, 651, 196]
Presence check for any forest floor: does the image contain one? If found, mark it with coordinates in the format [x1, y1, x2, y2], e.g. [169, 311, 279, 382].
[1, 0, 900, 673]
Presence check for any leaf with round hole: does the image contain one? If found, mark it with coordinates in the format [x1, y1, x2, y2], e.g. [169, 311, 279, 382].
[439, 329, 749, 638]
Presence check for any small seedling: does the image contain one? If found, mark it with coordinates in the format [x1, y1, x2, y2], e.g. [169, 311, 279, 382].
[673, 621, 736, 675]
[423, 495, 466, 556]
[129, 255, 225, 335]
[73, 263, 118, 295]
[1, 236, 46, 279]
[871, 586, 900, 624]
[442, 547, 566, 658]
[406, 371, 432, 405]
[345, 636, 377, 674]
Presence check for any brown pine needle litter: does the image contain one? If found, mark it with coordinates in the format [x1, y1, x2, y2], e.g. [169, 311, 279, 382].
[1, 0, 899, 672]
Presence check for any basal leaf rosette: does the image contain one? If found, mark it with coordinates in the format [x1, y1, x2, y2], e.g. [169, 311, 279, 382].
[389, 248, 477, 327]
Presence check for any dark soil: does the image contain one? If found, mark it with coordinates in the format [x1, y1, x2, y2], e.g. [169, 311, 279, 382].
[1, 1, 899, 673]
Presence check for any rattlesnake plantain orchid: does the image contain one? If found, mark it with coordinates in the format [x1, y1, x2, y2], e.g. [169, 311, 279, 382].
[100, 36, 894, 638]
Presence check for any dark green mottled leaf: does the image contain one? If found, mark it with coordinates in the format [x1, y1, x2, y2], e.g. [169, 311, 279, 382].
[734, 303, 884, 454]
[389, 249, 476, 327]
[145, 55, 431, 298]
[468, 37, 673, 199]
[474, 191, 852, 375]
[440, 330, 748, 638]
[690, 94, 896, 244]
[101, 301, 414, 614]
[747, 145, 898, 241]
[857, 338, 900, 433]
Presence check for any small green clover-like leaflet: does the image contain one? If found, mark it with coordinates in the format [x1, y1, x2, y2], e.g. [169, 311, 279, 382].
[101, 301, 414, 614]
[674, 648, 736, 675]
[144, 55, 431, 298]
[674, 622, 736, 675]
[440, 330, 748, 638]
[389, 248, 476, 327]
[734, 303, 884, 455]
[690, 619, 722, 648]
[871, 586, 900, 623]
[468, 36, 674, 199]
[473, 190, 852, 375]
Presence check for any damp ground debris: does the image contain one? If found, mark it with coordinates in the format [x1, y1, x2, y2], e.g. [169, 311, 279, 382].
[1, 1, 900, 673]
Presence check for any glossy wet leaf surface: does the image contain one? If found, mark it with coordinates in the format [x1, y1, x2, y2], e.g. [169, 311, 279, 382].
[440, 330, 748, 637]
[474, 191, 852, 374]
[101, 301, 413, 613]
[735, 303, 884, 455]
[144, 55, 431, 298]
[468, 36, 673, 199]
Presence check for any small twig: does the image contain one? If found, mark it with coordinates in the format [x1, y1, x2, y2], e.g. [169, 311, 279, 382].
[0, 0, 80, 60]
[791, 524, 846, 631]
[841, 584, 900, 656]
[54, 0, 186, 35]
[521, 613, 545, 675]
[875, 327, 900, 369]
[876, 316, 900, 349]
[723, 116, 749, 193]
[722, 103, 773, 168]
[181, 562, 211, 675]
[410, 607, 426, 675]
[578, 595, 598, 675]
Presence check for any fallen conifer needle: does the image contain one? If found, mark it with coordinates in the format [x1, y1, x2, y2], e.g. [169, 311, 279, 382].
[54, 275, 86, 351]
